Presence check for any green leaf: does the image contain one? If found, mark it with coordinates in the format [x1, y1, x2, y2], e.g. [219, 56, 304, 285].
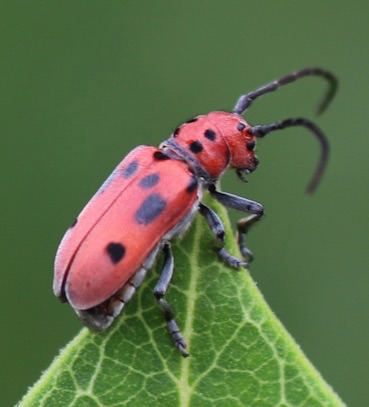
[18, 197, 345, 407]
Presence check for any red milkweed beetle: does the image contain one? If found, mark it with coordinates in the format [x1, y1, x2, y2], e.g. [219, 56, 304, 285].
[54, 67, 337, 357]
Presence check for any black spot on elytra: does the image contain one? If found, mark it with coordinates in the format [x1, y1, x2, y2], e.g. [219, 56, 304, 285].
[139, 173, 160, 189]
[246, 141, 255, 151]
[106, 242, 126, 264]
[122, 161, 138, 178]
[173, 127, 180, 137]
[186, 175, 198, 193]
[204, 129, 216, 141]
[70, 218, 78, 228]
[189, 141, 203, 154]
[186, 117, 198, 124]
[237, 123, 246, 131]
[153, 151, 170, 160]
[135, 193, 167, 225]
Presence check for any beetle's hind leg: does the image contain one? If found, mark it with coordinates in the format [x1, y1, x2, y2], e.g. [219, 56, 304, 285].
[154, 243, 188, 357]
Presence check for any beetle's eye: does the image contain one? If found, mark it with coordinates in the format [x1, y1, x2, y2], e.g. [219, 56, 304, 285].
[237, 122, 246, 132]
[246, 141, 255, 151]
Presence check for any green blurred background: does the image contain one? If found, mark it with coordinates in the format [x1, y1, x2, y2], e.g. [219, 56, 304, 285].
[1, 1, 368, 405]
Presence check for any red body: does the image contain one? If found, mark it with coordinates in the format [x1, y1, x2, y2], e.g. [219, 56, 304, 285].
[54, 112, 258, 330]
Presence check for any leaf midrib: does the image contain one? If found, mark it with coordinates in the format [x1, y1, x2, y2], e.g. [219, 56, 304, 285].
[178, 215, 203, 406]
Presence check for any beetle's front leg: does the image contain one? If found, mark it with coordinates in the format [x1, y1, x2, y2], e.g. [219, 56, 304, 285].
[236, 214, 262, 262]
[208, 184, 264, 263]
[199, 203, 247, 269]
[153, 243, 188, 357]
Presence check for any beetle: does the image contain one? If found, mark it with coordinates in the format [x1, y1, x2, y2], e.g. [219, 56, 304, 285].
[54, 67, 337, 357]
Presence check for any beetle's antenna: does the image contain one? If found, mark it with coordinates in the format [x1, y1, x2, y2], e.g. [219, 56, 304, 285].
[233, 67, 338, 116]
[250, 118, 329, 194]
